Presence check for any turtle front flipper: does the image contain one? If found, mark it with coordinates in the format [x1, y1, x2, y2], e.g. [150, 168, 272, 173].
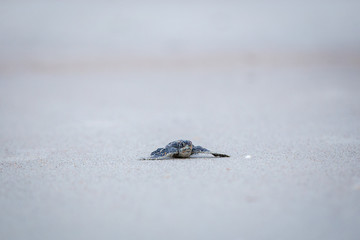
[142, 147, 178, 160]
[191, 145, 230, 158]
[210, 152, 230, 157]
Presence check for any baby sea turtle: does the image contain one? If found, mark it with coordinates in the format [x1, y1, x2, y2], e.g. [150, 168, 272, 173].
[142, 140, 230, 160]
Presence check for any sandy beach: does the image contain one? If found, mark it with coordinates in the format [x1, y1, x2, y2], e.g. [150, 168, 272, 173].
[1, 1, 360, 240]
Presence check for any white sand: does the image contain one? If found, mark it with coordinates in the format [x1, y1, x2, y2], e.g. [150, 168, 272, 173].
[1, 1, 360, 240]
[1, 66, 359, 240]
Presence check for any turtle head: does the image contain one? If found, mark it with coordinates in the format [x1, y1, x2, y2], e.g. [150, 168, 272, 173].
[178, 140, 193, 157]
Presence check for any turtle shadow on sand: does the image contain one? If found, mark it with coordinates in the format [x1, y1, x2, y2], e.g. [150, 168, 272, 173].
[140, 155, 230, 161]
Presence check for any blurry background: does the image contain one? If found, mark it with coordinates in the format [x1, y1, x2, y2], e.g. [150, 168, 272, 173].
[1, 0, 360, 70]
[1, 1, 360, 240]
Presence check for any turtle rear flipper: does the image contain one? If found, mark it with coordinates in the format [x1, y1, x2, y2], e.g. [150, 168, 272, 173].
[191, 145, 230, 158]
